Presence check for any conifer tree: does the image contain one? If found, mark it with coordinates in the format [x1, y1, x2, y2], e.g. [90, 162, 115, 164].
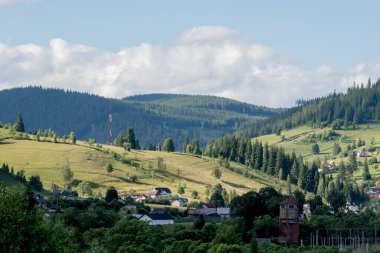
[278, 168, 284, 180]
[162, 138, 175, 152]
[125, 128, 137, 149]
[69, 131, 76, 144]
[317, 175, 325, 197]
[183, 137, 189, 153]
[262, 143, 269, 173]
[115, 132, 124, 146]
[289, 161, 298, 184]
[13, 113, 25, 132]
[363, 158, 372, 180]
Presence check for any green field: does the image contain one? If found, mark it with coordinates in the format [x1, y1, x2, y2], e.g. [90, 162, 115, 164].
[0, 128, 297, 199]
[254, 123, 380, 181]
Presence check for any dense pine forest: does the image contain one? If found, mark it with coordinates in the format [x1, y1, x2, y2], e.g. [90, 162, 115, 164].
[0, 87, 279, 148]
[236, 80, 380, 138]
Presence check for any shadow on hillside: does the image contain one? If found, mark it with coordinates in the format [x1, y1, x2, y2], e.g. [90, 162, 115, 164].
[159, 170, 206, 186]
[0, 140, 14, 145]
[112, 175, 152, 186]
[221, 180, 249, 190]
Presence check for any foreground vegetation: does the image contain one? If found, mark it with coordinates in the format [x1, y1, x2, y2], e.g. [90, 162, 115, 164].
[2, 183, 380, 253]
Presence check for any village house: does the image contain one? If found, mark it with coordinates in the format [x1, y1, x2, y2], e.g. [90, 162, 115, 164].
[370, 193, 380, 199]
[35, 194, 47, 208]
[327, 161, 336, 168]
[120, 193, 147, 203]
[171, 197, 188, 207]
[147, 187, 172, 198]
[356, 148, 369, 157]
[124, 205, 137, 212]
[139, 213, 174, 225]
[188, 204, 230, 219]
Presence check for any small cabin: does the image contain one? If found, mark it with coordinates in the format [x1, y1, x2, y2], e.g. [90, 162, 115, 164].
[279, 198, 299, 244]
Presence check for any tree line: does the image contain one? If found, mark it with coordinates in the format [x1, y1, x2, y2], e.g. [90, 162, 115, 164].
[203, 135, 368, 210]
[0, 86, 278, 148]
[237, 79, 380, 138]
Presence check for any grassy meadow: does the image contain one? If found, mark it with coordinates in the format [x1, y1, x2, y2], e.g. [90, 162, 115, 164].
[0, 128, 296, 199]
[254, 123, 380, 181]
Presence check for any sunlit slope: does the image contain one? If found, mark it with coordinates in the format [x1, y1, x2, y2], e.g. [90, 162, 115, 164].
[254, 123, 380, 158]
[0, 129, 294, 198]
[254, 123, 380, 180]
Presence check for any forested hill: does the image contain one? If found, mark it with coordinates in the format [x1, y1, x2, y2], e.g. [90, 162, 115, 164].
[236, 80, 380, 138]
[125, 93, 281, 117]
[0, 87, 279, 148]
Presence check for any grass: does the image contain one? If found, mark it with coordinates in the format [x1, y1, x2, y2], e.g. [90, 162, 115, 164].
[254, 123, 380, 160]
[0, 128, 296, 199]
[253, 123, 380, 183]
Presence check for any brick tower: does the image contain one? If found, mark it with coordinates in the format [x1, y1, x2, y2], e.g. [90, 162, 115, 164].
[279, 197, 299, 244]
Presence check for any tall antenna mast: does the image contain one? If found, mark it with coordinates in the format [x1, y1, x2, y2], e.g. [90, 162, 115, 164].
[108, 101, 113, 145]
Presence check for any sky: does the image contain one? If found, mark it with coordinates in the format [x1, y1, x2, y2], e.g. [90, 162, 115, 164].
[0, 0, 379, 107]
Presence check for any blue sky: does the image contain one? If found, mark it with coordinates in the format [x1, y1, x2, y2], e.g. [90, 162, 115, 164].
[0, 0, 379, 107]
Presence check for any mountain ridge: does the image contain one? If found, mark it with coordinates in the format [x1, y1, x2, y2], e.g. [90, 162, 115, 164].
[0, 86, 281, 148]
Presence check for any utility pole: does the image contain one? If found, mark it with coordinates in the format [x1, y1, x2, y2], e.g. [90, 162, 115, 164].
[108, 101, 113, 145]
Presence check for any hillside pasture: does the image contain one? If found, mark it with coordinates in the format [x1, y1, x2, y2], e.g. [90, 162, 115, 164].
[0, 128, 295, 199]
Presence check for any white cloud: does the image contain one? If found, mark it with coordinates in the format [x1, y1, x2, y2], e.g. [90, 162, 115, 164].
[0, 26, 377, 107]
[0, 0, 32, 6]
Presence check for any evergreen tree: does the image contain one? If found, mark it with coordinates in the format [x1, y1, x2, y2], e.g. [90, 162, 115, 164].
[348, 152, 358, 172]
[267, 146, 276, 176]
[183, 137, 189, 153]
[274, 147, 283, 176]
[191, 139, 201, 155]
[13, 113, 25, 132]
[326, 181, 346, 213]
[332, 143, 342, 155]
[115, 132, 124, 146]
[278, 168, 284, 180]
[29, 175, 43, 192]
[162, 138, 175, 152]
[363, 158, 372, 180]
[69, 131, 76, 144]
[125, 128, 137, 149]
[311, 143, 320, 154]
[212, 167, 222, 179]
[317, 174, 325, 197]
[289, 161, 298, 184]
[174, 185, 184, 196]
[286, 174, 291, 191]
[298, 165, 306, 189]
